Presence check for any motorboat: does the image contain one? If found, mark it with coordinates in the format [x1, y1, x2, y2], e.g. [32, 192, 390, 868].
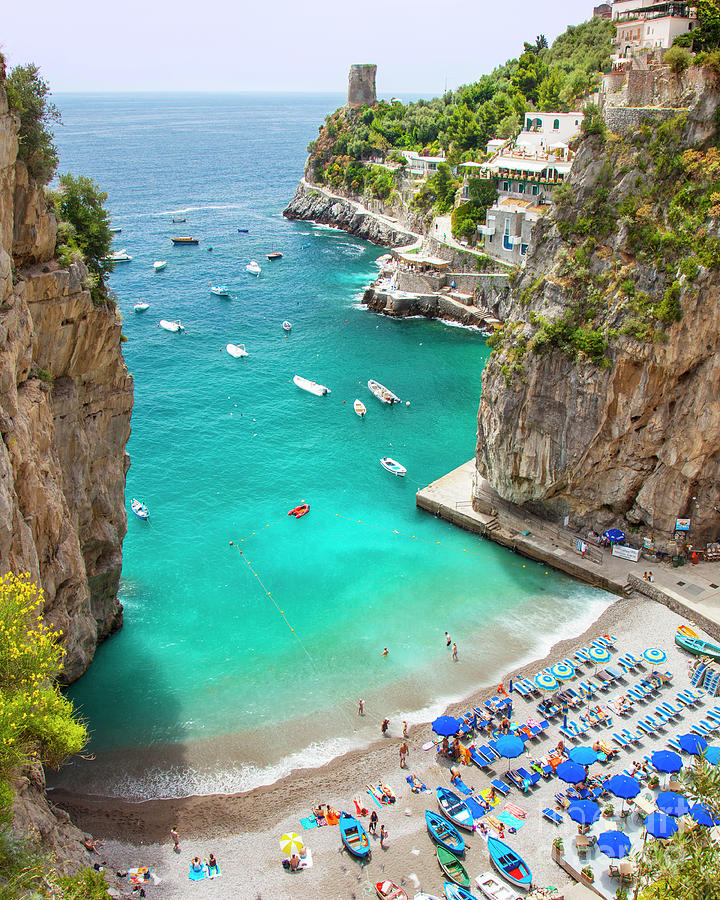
[380, 457, 406, 476]
[172, 217, 187, 223]
[210, 284, 230, 296]
[238, 228, 249, 233]
[353, 399, 366, 417]
[171, 236, 199, 245]
[288, 504, 310, 519]
[134, 302, 150, 313]
[110, 226, 122, 233]
[368, 379, 401, 404]
[158, 320, 185, 333]
[104, 249, 132, 262]
[130, 498, 149, 520]
[153, 260, 167, 272]
[226, 343, 248, 358]
[267, 250, 283, 261]
[293, 375, 330, 396]
[246, 260, 262, 276]
[282, 321, 292, 332]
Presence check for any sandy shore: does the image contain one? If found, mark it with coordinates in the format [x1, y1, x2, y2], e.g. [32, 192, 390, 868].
[53, 596, 701, 899]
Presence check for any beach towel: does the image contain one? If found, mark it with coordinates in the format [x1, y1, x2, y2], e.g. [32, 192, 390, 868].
[325, 809, 340, 826]
[300, 816, 317, 830]
[188, 863, 206, 882]
[367, 783, 394, 806]
[207, 865, 222, 879]
[406, 775, 428, 793]
[478, 787, 501, 809]
[466, 795, 489, 821]
[485, 815, 506, 835]
[353, 795, 369, 816]
[128, 868, 150, 886]
[497, 810, 525, 831]
[504, 802, 527, 819]
[451, 776, 473, 796]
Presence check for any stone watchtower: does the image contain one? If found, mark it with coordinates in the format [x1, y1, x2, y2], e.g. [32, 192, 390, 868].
[347, 64, 377, 108]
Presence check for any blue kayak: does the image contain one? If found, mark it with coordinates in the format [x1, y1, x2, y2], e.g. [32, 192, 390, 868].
[487, 836, 532, 889]
[339, 811, 371, 860]
[444, 884, 480, 900]
[425, 810, 465, 855]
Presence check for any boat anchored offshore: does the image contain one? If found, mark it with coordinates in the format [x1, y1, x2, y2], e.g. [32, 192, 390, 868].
[171, 236, 199, 245]
[158, 320, 185, 333]
[226, 343, 248, 358]
[134, 302, 150, 313]
[282, 321, 292, 332]
[293, 375, 330, 396]
[380, 457, 406, 476]
[172, 217, 187, 223]
[267, 250, 283, 261]
[153, 260, 167, 271]
[246, 260, 262, 276]
[210, 284, 230, 296]
[368, 379, 401, 404]
[354, 399, 366, 418]
[131, 498, 149, 520]
[104, 248, 132, 262]
[288, 503, 310, 519]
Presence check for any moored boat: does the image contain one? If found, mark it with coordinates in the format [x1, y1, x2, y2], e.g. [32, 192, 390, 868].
[425, 810, 465, 855]
[110, 226, 122, 233]
[210, 284, 230, 296]
[134, 302, 150, 313]
[131, 498, 149, 520]
[486, 837, 532, 891]
[153, 260, 167, 271]
[675, 631, 720, 662]
[293, 375, 330, 396]
[354, 399, 366, 418]
[267, 250, 283, 261]
[246, 260, 262, 276]
[339, 812, 371, 860]
[237, 228, 249, 233]
[380, 457, 406, 477]
[282, 321, 292, 332]
[368, 379, 401, 404]
[172, 217, 187, 223]
[288, 504, 310, 519]
[475, 871, 522, 900]
[171, 236, 198, 245]
[104, 249, 132, 262]
[376, 881, 408, 900]
[436, 847, 469, 887]
[226, 343, 248, 358]
[437, 788, 474, 832]
[444, 886, 481, 900]
[158, 320, 185, 333]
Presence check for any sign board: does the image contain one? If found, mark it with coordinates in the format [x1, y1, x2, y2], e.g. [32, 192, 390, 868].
[644, 537, 654, 550]
[675, 518, 691, 532]
[563, 515, 570, 528]
[612, 544, 641, 562]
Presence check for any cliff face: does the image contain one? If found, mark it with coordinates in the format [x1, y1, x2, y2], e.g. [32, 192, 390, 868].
[477, 81, 720, 545]
[0, 88, 133, 681]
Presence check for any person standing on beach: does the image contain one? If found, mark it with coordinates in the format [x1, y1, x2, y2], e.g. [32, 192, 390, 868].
[382, 718, 390, 735]
[170, 826, 180, 853]
[452, 642, 458, 662]
[399, 742, 409, 768]
[358, 699, 364, 715]
[369, 810, 378, 835]
[402, 720, 408, 738]
[380, 824, 388, 848]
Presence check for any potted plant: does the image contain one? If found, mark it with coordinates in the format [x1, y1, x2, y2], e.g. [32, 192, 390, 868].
[552, 836, 564, 854]
[616, 889, 629, 900]
[603, 802, 615, 817]
[582, 865, 595, 883]
[648, 775, 659, 789]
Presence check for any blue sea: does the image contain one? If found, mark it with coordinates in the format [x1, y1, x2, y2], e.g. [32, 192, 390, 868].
[48, 94, 614, 799]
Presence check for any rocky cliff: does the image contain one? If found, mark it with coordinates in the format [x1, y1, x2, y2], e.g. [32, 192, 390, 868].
[477, 80, 720, 546]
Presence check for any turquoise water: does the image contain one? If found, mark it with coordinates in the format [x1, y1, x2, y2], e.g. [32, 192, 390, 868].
[49, 95, 614, 799]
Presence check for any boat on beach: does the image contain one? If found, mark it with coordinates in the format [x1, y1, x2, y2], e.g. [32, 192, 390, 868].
[436, 846, 469, 887]
[437, 788, 474, 831]
[246, 260, 262, 276]
[158, 320, 185, 333]
[475, 872, 523, 900]
[444, 886, 480, 900]
[130, 498, 149, 520]
[134, 302, 150, 313]
[354, 399, 366, 418]
[486, 838, 532, 891]
[375, 881, 408, 900]
[171, 236, 198, 245]
[153, 260, 167, 271]
[675, 631, 720, 662]
[226, 343, 248, 358]
[210, 284, 230, 296]
[368, 379, 401, 404]
[293, 375, 330, 396]
[339, 812, 371, 860]
[282, 321, 292, 332]
[677, 625, 699, 639]
[380, 457, 406, 477]
[425, 810, 465, 855]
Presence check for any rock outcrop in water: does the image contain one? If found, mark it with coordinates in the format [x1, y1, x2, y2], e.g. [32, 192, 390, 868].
[476, 77, 720, 545]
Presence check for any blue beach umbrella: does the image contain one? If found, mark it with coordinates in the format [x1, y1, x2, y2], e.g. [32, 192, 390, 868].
[588, 645, 611, 663]
[656, 791, 691, 817]
[432, 715, 462, 737]
[678, 733, 708, 755]
[604, 529, 626, 543]
[704, 746, 720, 766]
[644, 812, 678, 840]
[607, 774, 641, 800]
[556, 760, 587, 784]
[550, 662, 575, 681]
[597, 830, 632, 859]
[568, 800, 601, 825]
[689, 803, 720, 827]
[651, 750, 683, 774]
[569, 746, 599, 767]
[642, 648, 667, 665]
[494, 735, 525, 760]
[534, 671, 559, 691]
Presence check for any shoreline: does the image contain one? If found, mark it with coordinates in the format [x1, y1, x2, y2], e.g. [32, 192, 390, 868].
[51, 591, 631, 843]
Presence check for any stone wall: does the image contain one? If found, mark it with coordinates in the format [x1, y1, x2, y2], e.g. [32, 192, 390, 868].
[628, 574, 720, 641]
[603, 106, 682, 133]
[347, 64, 377, 108]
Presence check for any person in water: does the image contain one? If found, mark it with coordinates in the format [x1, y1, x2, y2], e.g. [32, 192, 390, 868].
[382, 647, 389, 657]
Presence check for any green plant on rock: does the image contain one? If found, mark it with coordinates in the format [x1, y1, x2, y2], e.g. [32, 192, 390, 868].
[664, 46, 693, 74]
[5, 64, 61, 185]
[657, 280, 683, 323]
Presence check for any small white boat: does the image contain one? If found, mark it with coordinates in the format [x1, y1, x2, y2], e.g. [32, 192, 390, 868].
[210, 284, 230, 296]
[375, 253, 392, 267]
[293, 374, 330, 396]
[110, 226, 122, 234]
[153, 260, 167, 272]
[354, 399, 366, 418]
[380, 457, 406, 476]
[134, 302, 150, 313]
[105, 248, 132, 262]
[475, 872, 523, 900]
[131, 498, 149, 520]
[246, 260, 262, 276]
[282, 321, 292, 332]
[158, 319, 184, 333]
[226, 343, 248, 358]
[368, 379, 401, 404]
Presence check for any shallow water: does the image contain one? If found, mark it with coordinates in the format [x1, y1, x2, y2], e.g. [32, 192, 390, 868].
[49, 93, 614, 799]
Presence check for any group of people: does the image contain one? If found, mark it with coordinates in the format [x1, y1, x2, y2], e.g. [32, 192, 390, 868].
[642, 571, 655, 582]
[367, 810, 389, 848]
[444, 632, 459, 661]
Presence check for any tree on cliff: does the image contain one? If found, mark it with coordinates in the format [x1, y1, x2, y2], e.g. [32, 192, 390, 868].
[5, 64, 61, 185]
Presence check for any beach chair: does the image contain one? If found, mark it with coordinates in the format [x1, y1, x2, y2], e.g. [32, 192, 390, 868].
[636, 721, 656, 738]
[558, 723, 576, 741]
[574, 649, 592, 666]
[627, 687, 647, 704]
[516, 766, 541, 787]
[661, 700, 682, 718]
[668, 737, 683, 753]
[579, 682, 597, 700]
[691, 722, 713, 738]
[621, 728, 641, 744]
[477, 744, 500, 761]
[648, 711, 669, 728]
[543, 807, 563, 825]
[561, 657, 578, 673]
[591, 677, 611, 692]
[677, 691, 696, 708]
[706, 710, 720, 727]
[530, 761, 553, 778]
[688, 687, 708, 700]
[513, 681, 531, 698]
[618, 656, 639, 674]
[613, 732, 630, 748]
[700, 718, 719, 733]
[469, 748, 493, 768]
[606, 665, 624, 680]
[564, 688, 584, 705]
[625, 652, 645, 667]
[490, 778, 510, 797]
[594, 669, 614, 685]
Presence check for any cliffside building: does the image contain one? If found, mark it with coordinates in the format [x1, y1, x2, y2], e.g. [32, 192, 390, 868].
[402, 150, 455, 178]
[610, 0, 697, 62]
[594, 3, 613, 17]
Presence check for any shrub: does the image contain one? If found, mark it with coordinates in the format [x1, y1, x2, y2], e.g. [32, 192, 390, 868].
[664, 46, 693, 75]
[5, 64, 61, 185]
[581, 103, 605, 137]
[657, 280, 683, 323]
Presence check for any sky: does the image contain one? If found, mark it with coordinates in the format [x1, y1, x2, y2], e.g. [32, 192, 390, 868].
[3, 0, 593, 95]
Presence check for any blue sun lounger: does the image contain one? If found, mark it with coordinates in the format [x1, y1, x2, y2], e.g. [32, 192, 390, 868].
[490, 778, 510, 797]
[543, 808, 563, 826]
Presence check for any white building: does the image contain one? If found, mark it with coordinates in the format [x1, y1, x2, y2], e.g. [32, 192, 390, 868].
[518, 112, 583, 151]
[611, 0, 697, 60]
[401, 151, 455, 177]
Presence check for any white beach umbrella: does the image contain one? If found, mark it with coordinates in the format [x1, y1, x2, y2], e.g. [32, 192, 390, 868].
[280, 832, 304, 856]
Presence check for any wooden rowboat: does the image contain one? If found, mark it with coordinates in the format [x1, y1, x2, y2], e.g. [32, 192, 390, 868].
[437, 787, 474, 831]
[444, 886, 481, 900]
[475, 870, 523, 900]
[437, 846, 469, 887]
[486, 837, 532, 890]
[425, 810, 465, 855]
[339, 812, 371, 860]
[675, 631, 720, 662]
[375, 881, 408, 900]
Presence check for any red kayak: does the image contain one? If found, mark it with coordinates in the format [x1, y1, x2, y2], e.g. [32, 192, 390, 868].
[288, 504, 310, 518]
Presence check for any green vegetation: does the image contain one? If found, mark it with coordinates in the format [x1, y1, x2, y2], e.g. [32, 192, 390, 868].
[664, 45, 693, 74]
[674, 0, 720, 52]
[451, 178, 498, 240]
[412, 163, 459, 213]
[4, 64, 61, 185]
